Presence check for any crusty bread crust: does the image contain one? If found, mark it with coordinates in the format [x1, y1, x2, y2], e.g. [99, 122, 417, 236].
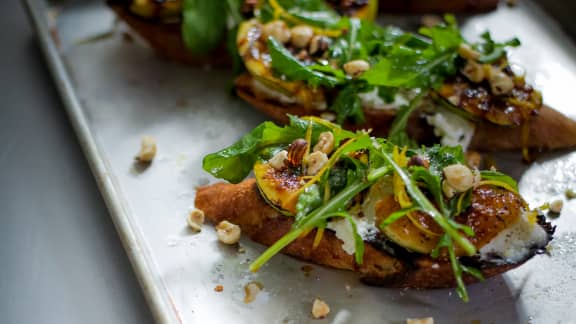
[235, 74, 576, 152]
[108, 3, 230, 66]
[195, 179, 534, 288]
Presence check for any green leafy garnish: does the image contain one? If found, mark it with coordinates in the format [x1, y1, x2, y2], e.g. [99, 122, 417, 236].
[181, 0, 227, 55]
[476, 31, 521, 64]
[267, 37, 345, 87]
[331, 83, 366, 124]
[387, 92, 424, 147]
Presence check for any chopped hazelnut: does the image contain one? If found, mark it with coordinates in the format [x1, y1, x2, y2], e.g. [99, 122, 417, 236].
[136, 136, 157, 163]
[343, 60, 370, 77]
[488, 68, 514, 95]
[262, 20, 291, 44]
[443, 164, 475, 192]
[216, 221, 241, 245]
[306, 151, 328, 176]
[269, 150, 288, 170]
[549, 199, 563, 214]
[461, 60, 485, 83]
[243, 281, 263, 303]
[313, 131, 335, 155]
[187, 208, 205, 232]
[311, 298, 330, 319]
[291, 25, 314, 48]
[458, 43, 480, 61]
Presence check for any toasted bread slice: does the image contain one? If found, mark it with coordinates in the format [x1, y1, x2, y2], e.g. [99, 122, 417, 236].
[108, 3, 230, 66]
[235, 73, 576, 152]
[195, 179, 551, 288]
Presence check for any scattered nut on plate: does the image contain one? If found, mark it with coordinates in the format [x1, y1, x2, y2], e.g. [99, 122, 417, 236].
[243, 281, 263, 304]
[136, 136, 157, 163]
[187, 208, 204, 232]
[216, 220, 241, 245]
[311, 298, 330, 319]
[549, 199, 563, 214]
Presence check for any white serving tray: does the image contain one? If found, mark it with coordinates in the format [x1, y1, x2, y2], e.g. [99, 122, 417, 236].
[25, 0, 576, 323]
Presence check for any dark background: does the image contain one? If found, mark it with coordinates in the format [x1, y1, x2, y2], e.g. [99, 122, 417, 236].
[0, 0, 573, 323]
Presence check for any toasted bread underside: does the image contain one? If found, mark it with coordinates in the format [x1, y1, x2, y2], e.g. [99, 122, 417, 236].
[108, 3, 230, 66]
[195, 179, 530, 289]
[235, 74, 576, 152]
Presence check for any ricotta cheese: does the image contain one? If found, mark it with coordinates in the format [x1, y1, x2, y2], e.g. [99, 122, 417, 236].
[357, 88, 410, 111]
[479, 211, 549, 264]
[425, 110, 476, 150]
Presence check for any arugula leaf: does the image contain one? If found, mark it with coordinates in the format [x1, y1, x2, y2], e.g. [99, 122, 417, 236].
[259, 0, 343, 28]
[410, 166, 446, 214]
[331, 83, 365, 124]
[476, 31, 521, 64]
[295, 184, 322, 224]
[387, 92, 424, 147]
[267, 37, 344, 87]
[362, 16, 462, 89]
[181, 0, 227, 55]
[422, 145, 466, 177]
[203, 116, 354, 183]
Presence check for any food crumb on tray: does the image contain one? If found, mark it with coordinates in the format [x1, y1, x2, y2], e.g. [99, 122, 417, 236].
[243, 281, 263, 304]
[135, 136, 157, 163]
[187, 208, 204, 232]
[311, 298, 330, 319]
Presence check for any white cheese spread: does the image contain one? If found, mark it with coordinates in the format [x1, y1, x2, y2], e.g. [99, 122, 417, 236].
[357, 88, 410, 111]
[479, 211, 549, 264]
[425, 110, 476, 150]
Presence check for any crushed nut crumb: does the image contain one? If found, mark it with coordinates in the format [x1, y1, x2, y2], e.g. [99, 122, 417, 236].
[549, 199, 563, 214]
[216, 221, 241, 245]
[311, 298, 330, 319]
[187, 208, 204, 232]
[136, 136, 157, 163]
[243, 281, 263, 303]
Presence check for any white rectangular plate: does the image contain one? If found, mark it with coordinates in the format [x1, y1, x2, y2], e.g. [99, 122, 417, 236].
[25, 0, 576, 323]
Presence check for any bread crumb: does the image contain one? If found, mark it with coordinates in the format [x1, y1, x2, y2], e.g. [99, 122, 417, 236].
[214, 285, 224, 292]
[312, 298, 330, 319]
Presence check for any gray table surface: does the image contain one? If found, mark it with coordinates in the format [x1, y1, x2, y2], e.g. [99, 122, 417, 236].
[0, 1, 574, 324]
[0, 1, 154, 323]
